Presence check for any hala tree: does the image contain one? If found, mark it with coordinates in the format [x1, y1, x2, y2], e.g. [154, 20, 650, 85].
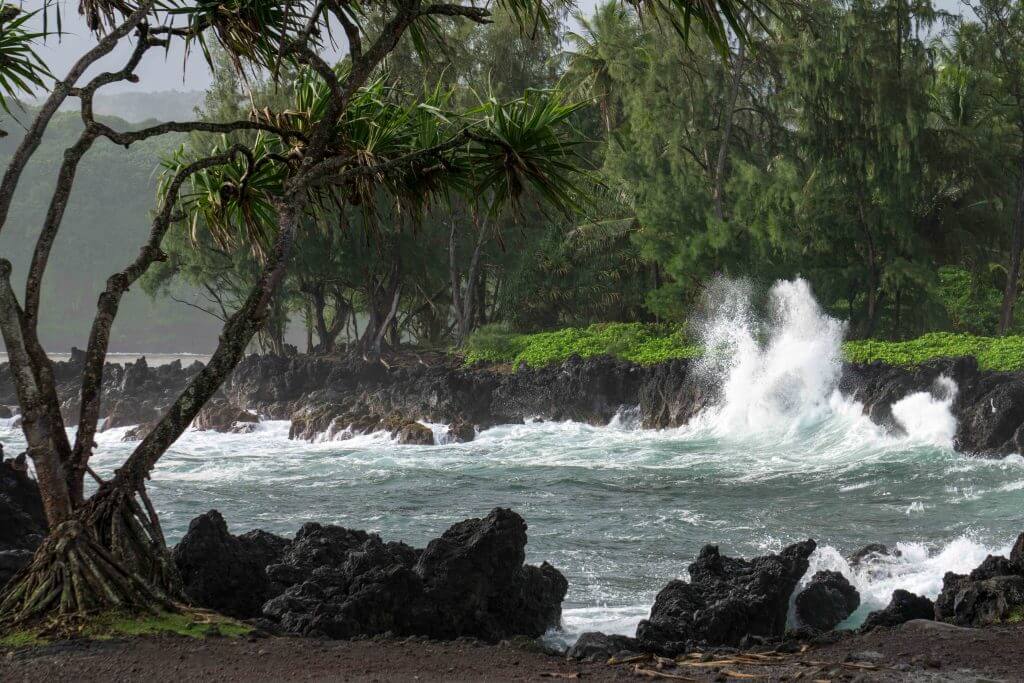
[0, 0, 762, 626]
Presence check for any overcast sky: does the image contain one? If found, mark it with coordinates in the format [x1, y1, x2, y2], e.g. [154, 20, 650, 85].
[23, 0, 969, 95]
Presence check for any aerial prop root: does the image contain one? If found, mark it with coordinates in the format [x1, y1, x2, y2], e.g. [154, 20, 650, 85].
[0, 486, 180, 625]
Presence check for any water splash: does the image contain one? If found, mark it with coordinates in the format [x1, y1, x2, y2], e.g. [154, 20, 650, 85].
[689, 277, 958, 448]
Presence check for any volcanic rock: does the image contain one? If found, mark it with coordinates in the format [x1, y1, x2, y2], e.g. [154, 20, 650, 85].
[396, 422, 434, 445]
[446, 419, 475, 443]
[193, 399, 259, 433]
[0, 405, 12, 418]
[172, 510, 290, 619]
[0, 454, 46, 552]
[636, 539, 816, 653]
[101, 398, 160, 431]
[935, 543, 1024, 626]
[795, 570, 860, 632]
[566, 632, 641, 662]
[261, 508, 567, 642]
[861, 590, 934, 631]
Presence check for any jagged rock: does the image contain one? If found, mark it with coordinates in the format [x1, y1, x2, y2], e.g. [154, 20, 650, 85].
[566, 632, 641, 662]
[935, 543, 1024, 626]
[0, 405, 12, 419]
[446, 419, 475, 443]
[0, 549, 33, 589]
[101, 399, 159, 431]
[955, 381, 1024, 455]
[1011, 532, 1024, 567]
[172, 510, 290, 619]
[794, 571, 860, 632]
[0, 455, 47, 552]
[122, 422, 155, 442]
[193, 399, 259, 433]
[848, 544, 896, 566]
[396, 422, 434, 445]
[636, 540, 817, 653]
[861, 590, 934, 631]
[261, 508, 567, 642]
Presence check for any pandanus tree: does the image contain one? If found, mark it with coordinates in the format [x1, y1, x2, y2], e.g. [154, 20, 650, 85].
[0, 0, 762, 626]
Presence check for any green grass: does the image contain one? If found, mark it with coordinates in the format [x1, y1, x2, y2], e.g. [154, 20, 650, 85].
[0, 609, 252, 648]
[464, 325, 1024, 371]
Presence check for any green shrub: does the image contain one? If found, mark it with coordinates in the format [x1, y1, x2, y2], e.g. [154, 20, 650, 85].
[466, 324, 1024, 371]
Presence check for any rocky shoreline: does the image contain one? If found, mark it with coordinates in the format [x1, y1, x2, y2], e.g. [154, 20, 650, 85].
[3, 351, 1024, 455]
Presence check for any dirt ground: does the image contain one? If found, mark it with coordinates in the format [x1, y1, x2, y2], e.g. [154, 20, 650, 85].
[2, 620, 1023, 682]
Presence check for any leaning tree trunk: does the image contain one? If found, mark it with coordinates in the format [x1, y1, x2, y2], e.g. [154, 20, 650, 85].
[0, 199, 300, 625]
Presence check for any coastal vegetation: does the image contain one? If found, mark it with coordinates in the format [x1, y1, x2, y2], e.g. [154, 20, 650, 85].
[464, 323, 1024, 371]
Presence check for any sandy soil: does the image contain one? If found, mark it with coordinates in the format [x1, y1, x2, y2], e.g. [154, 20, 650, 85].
[2, 620, 1023, 682]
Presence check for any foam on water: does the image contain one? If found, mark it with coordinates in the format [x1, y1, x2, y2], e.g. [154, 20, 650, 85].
[1, 278, 1021, 646]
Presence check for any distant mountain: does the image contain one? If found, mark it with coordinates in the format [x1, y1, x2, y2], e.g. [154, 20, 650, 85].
[25, 90, 206, 124]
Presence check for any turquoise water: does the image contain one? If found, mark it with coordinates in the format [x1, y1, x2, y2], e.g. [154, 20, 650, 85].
[2, 279, 1021, 642]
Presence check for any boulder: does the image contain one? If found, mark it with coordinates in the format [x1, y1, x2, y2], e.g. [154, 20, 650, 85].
[446, 419, 476, 443]
[396, 422, 434, 445]
[794, 570, 860, 632]
[193, 399, 259, 433]
[101, 399, 159, 431]
[121, 422, 155, 442]
[0, 455, 47, 552]
[848, 544, 896, 567]
[0, 549, 33, 590]
[0, 405, 12, 419]
[172, 510, 290, 619]
[935, 545, 1024, 626]
[861, 590, 934, 631]
[262, 508, 566, 642]
[567, 632, 641, 662]
[636, 539, 816, 653]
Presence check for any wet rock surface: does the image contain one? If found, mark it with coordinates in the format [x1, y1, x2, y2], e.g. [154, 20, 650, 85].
[636, 539, 817, 653]
[193, 399, 260, 433]
[175, 508, 567, 642]
[861, 590, 935, 630]
[0, 453, 46, 553]
[794, 570, 860, 632]
[935, 533, 1024, 626]
[566, 632, 641, 662]
[3, 351, 1024, 456]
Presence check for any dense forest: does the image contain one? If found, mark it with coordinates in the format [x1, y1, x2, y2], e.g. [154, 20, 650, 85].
[5, 0, 1024, 354]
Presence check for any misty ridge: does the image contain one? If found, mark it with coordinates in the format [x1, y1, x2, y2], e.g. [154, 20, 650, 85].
[0, 91, 226, 354]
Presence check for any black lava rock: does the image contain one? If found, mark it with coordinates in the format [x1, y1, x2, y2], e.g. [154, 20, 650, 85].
[566, 632, 641, 662]
[261, 508, 566, 642]
[794, 570, 860, 632]
[0, 549, 33, 590]
[935, 541, 1024, 627]
[861, 590, 934, 630]
[0, 454, 47, 552]
[636, 539, 817, 653]
[172, 510, 290, 619]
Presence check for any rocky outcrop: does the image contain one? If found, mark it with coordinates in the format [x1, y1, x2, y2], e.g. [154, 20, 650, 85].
[794, 571, 860, 632]
[861, 590, 935, 630]
[175, 508, 566, 643]
[0, 453, 46, 553]
[172, 510, 290, 619]
[636, 540, 816, 653]
[396, 422, 434, 445]
[193, 400, 259, 433]
[935, 534, 1024, 627]
[0, 451, 46, 589]
[6, 350, 1024, 457]
[567, 632, 641, 661]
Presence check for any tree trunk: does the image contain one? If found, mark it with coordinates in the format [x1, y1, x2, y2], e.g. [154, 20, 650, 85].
[999, 158, 1024, 334]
